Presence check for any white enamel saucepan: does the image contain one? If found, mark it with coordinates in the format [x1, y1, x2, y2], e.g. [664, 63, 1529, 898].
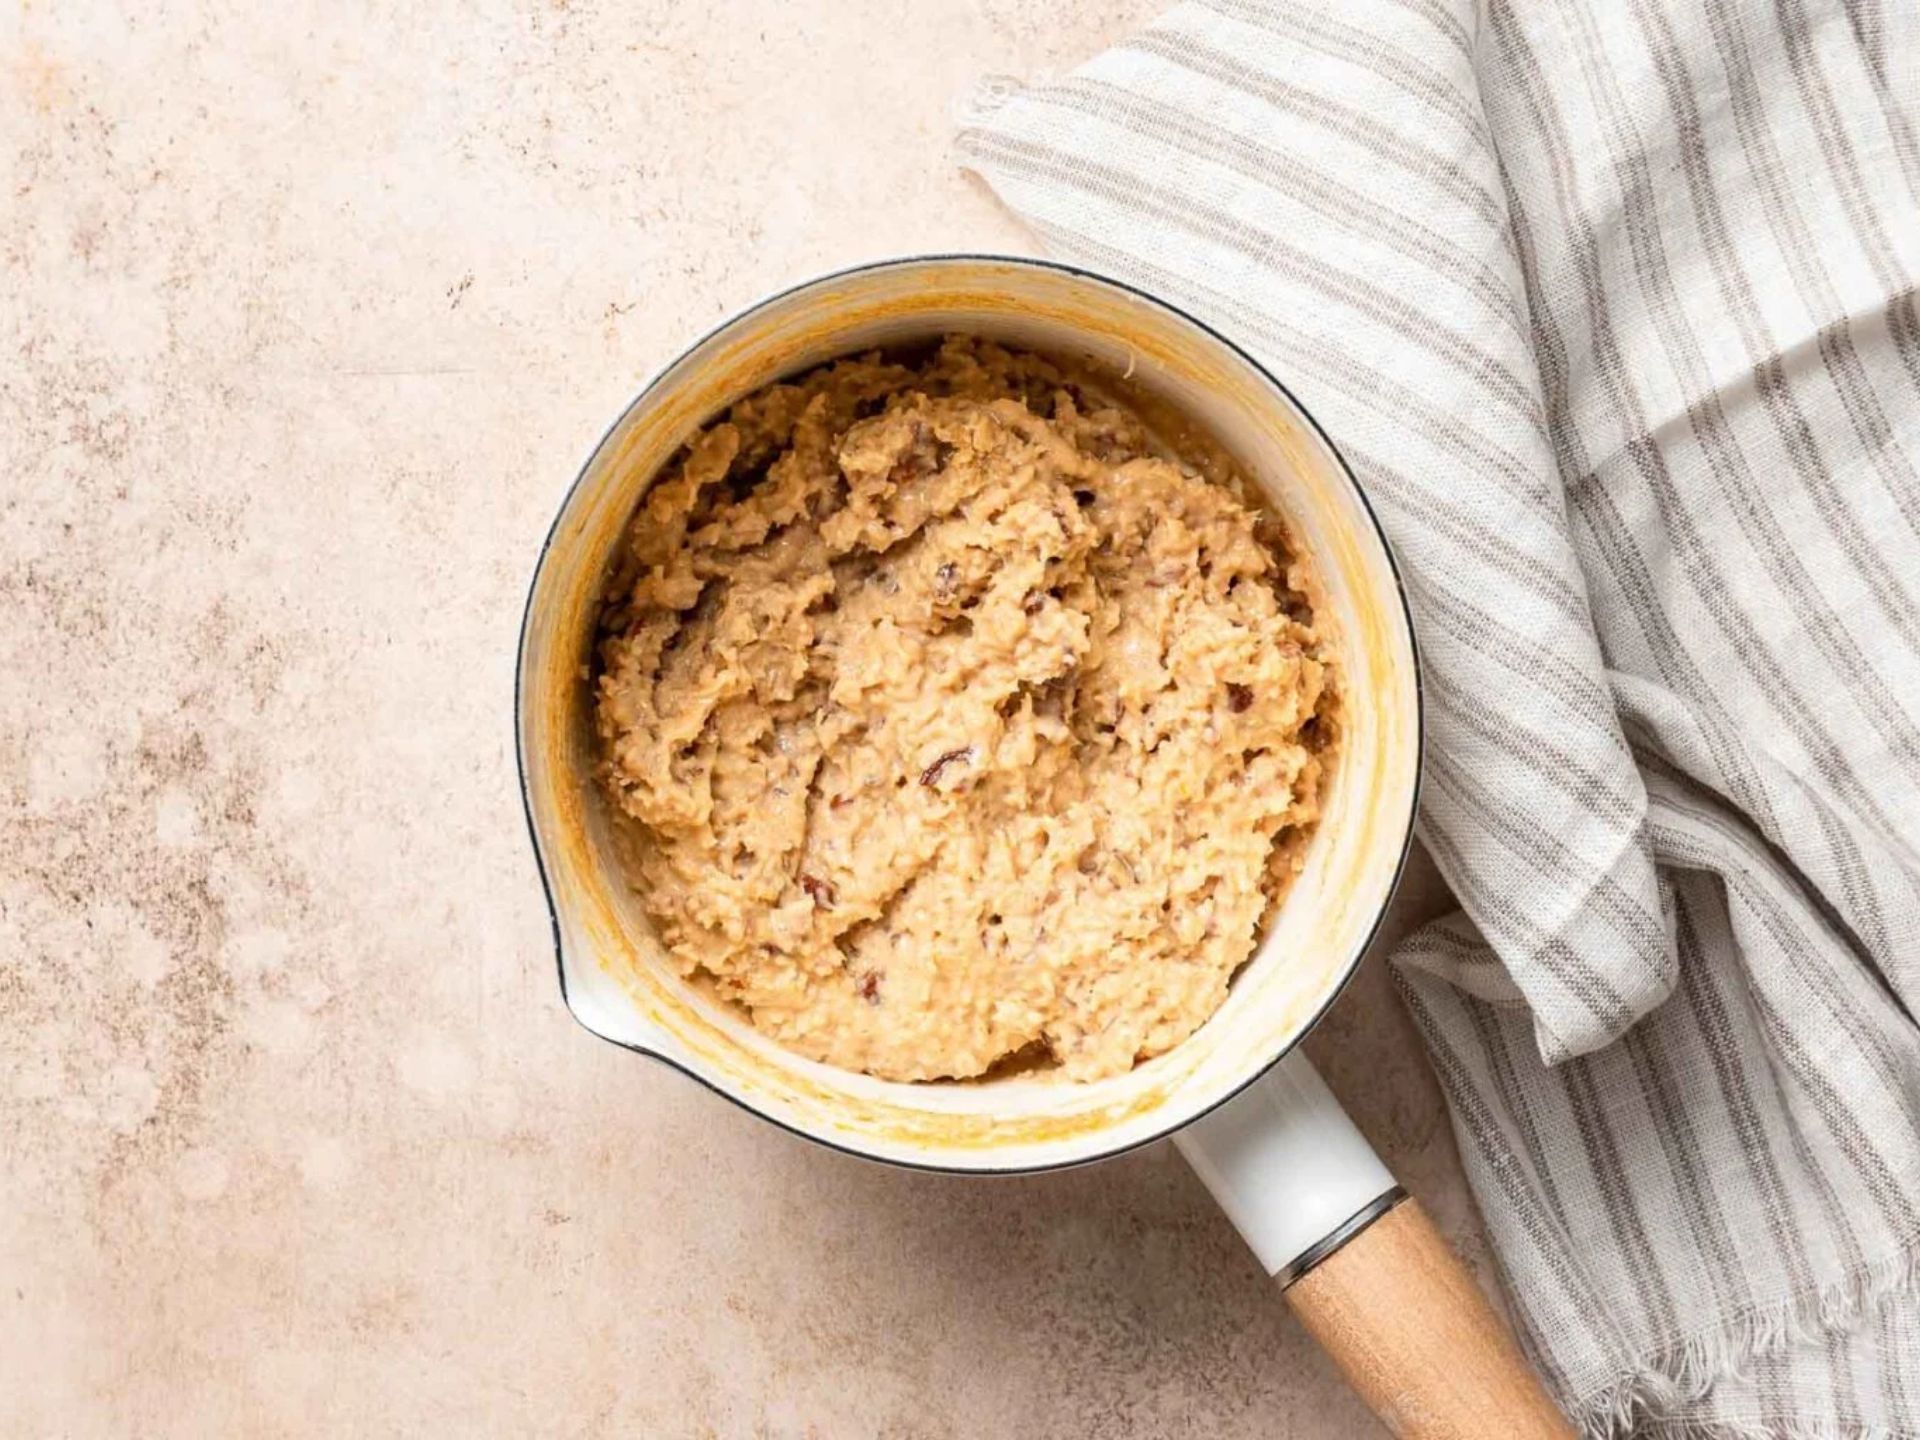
[516, 256, 1572, 1439]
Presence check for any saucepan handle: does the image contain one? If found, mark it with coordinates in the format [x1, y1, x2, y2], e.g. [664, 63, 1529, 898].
[1175, 1052, 1573, 1439]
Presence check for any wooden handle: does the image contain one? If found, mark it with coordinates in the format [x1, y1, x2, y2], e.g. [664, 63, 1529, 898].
[1284, 1198, 1573, 1440]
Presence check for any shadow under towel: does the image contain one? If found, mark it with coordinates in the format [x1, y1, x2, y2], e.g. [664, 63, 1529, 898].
[956, 1, 1920, 1434]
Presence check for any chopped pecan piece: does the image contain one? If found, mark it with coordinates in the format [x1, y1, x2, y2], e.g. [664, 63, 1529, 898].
[918, 746, 974, 789]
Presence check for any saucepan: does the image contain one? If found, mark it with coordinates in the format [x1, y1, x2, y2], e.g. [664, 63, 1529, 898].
[515, 255, 1571, 1438]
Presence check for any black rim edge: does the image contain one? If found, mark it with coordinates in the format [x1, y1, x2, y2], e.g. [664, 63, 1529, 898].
[511, 251, 1428, 1177]
[1277, 1186, 1411, 1289]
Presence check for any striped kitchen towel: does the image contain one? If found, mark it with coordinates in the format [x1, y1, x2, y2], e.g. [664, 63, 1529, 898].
[957, 2, 1920, 1435]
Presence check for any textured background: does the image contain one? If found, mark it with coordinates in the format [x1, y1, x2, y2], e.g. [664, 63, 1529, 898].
[2, 3, 1476, 1434]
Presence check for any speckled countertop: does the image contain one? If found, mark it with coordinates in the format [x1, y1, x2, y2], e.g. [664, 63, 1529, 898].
[2, 4, 1485, 1434]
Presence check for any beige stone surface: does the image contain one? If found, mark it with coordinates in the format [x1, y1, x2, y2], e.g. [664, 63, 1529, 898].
[2, 3, 1480, 1435]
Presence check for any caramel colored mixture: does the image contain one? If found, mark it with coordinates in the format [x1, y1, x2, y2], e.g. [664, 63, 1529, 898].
[594, 338, 1336, 1081]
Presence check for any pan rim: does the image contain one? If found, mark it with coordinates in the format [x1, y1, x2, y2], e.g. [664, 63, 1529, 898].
[512, 251, 1426, 1175]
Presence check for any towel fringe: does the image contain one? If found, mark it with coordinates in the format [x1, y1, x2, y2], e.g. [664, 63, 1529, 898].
[1573, 1244, 1919, 1439]
[1628, 1424, 1903, 1439]
[951, 73, 1028, 132]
